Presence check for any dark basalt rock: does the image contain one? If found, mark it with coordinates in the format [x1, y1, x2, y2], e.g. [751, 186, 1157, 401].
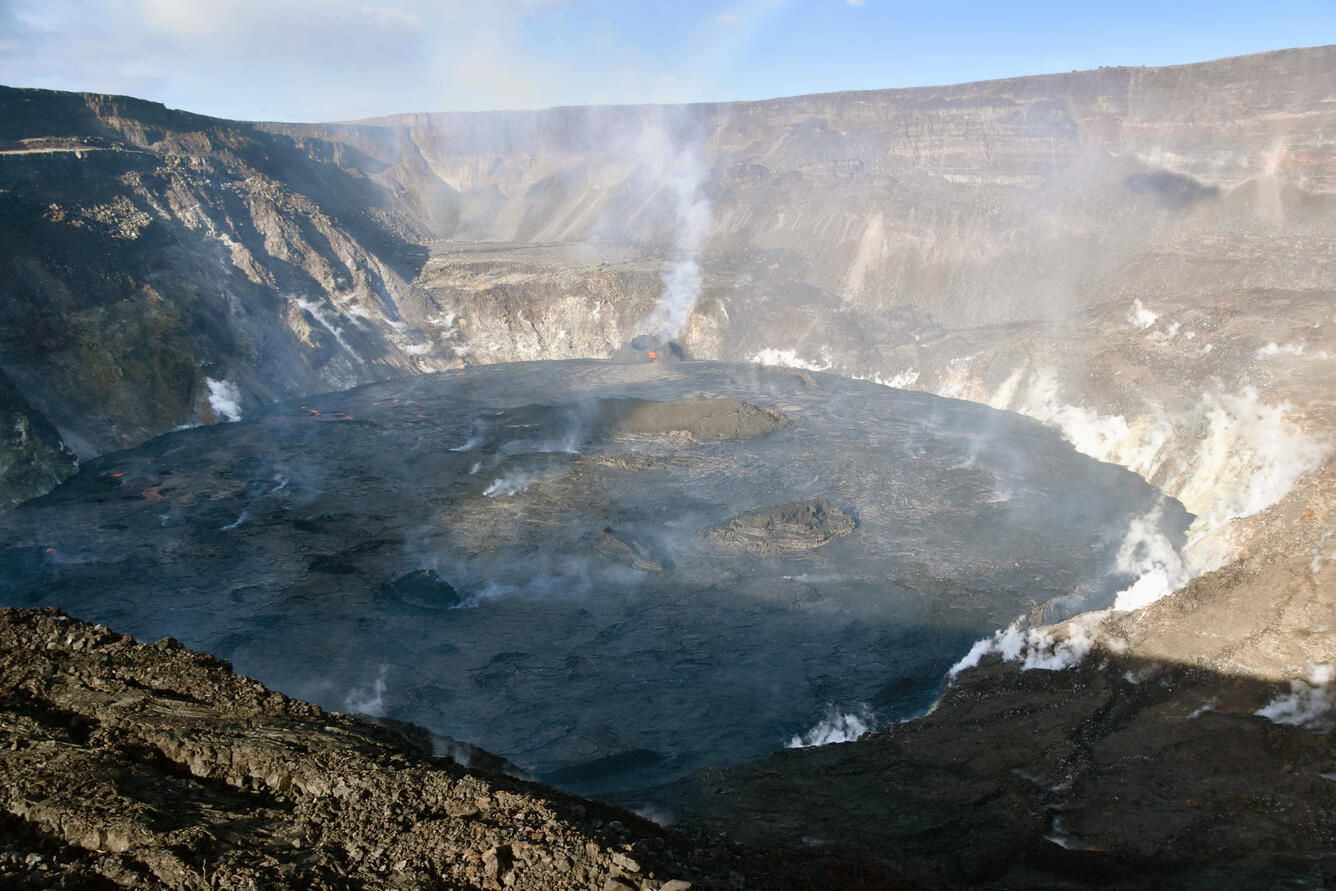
[381, 569, 462, 609]
[0, 360, 1184, 804]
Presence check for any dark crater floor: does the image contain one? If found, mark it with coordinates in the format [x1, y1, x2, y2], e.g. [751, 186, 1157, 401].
[0, 360, 1189, 797]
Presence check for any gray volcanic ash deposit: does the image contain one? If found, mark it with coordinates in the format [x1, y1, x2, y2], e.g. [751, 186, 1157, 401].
[0, 360, 1183, 800]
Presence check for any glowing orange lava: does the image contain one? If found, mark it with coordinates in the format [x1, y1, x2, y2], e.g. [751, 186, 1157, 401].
[647, 351, 659, 360]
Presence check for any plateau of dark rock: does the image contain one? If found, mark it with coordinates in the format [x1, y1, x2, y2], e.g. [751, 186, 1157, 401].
[382, 569, 463, 610]
[594, 396, 786, 442]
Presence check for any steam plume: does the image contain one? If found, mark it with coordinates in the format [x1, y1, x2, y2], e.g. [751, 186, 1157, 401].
[206, 378, 243, 422]
[786, 704, 875, 748]
[1256, 665, 1334, 730]
[637, 122, 712, 339]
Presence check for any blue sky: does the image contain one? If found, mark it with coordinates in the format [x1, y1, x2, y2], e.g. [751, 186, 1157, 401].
[1, 0, 1332, 121]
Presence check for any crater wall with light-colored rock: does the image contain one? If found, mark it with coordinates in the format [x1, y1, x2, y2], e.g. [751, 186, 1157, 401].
[2, 47, 1333, 571]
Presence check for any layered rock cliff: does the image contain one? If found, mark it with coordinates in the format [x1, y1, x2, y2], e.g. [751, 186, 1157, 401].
[3, 47, 1333, 540]
[1, 45, 1334, 889]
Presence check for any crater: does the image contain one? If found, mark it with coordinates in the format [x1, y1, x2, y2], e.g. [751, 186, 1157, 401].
[0, 360, 1190, 799]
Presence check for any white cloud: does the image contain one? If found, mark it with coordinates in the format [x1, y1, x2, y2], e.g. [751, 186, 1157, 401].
[0, 2, 553, 118]
[0, 0, 799, 120]
[847, 0, 865, 6]
[360, 5, 424, 29]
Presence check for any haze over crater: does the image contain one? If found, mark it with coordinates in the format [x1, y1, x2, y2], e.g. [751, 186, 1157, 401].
[0, 360, 1189, 795]
[0, 43, 1334, 889]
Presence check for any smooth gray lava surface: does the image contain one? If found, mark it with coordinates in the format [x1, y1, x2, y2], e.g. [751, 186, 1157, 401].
[0, 360, 1189, 796]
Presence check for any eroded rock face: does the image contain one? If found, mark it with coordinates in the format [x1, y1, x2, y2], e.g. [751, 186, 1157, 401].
[0, 372, 76, 509]
[0, 607, 771, 890]
[0, 88, 456, 478]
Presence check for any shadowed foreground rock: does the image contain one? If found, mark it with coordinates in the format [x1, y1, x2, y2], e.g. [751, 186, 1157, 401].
[651, 651, 1336, 890]
[0, 607, 912, 890]
[645, 456, 1336, 890]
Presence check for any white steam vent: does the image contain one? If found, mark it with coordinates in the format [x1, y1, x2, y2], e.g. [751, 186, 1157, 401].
[949, 611, 1108, 678]
[787, 704, 875, 748]
[344, 666, 389, 717]
[206, 378, 243, 422]
[1256, 665, 1334, 730]
[1111, 505, 1189, 612]
[1127, 298, 1158, 330]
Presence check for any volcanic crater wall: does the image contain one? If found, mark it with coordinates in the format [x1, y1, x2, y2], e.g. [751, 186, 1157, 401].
[276, 45, 1336, 580]
[2, 49, 1335, 890]
[1, 47, 1333, 578]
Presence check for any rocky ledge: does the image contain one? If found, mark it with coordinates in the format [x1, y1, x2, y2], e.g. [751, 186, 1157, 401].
[0, 607, 894, 891]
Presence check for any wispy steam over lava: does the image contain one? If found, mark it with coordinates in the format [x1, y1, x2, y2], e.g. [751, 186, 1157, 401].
[0, 361, 1186, 796]
[636, 121, 712, 340]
